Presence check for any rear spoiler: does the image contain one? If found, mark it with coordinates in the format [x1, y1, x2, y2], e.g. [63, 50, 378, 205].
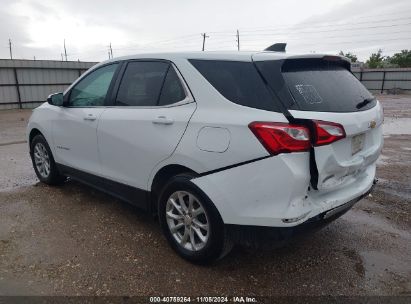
[264, 43, 287, 52]
[254, 52, 352, 71]
[282, 55, 351, 71]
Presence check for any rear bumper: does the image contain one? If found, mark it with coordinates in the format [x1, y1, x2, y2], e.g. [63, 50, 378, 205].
[226, 182, 375, 246]
[192, 154, 376, 227]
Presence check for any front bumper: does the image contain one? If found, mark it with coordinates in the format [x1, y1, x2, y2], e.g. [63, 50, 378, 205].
[226, 182, 375, 247]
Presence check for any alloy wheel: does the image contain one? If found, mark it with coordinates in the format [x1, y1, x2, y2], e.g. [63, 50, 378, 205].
[33, 142, 51, 179]
[166, 191, 209, 251]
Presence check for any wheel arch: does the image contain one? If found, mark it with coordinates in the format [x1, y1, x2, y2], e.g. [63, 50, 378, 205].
[149, 164, 199, 215]
[28, 128, 44, 153]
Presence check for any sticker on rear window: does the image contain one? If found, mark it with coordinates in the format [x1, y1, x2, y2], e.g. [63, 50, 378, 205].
[295, 84, 323, 104]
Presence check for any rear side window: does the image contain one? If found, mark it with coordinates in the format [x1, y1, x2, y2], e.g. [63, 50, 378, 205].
[116, 61, 169, 107]
[158, 67, 186, 106]
[189, 60, 282, 112]
[257, 59, 376, 112]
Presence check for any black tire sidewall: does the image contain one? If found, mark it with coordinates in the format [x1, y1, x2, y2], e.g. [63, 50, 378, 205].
[30, 134, 63, 185]
[158, 174, 226, 264]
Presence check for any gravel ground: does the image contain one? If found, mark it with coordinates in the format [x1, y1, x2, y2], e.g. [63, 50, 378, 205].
[0, 96, 410, 297]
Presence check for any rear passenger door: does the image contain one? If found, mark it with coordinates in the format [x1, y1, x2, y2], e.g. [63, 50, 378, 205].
[97, 60, 196, 192]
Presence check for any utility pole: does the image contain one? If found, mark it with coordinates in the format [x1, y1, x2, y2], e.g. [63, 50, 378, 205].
[201, 33, 209, 51]
[8, 38, 13, 59]
[108, 51, 111, 59]
[63, 39, 68, 61]
[236, 29, 240, 51]
[109, 42, 113, 59]
[61, 53, 64, 61]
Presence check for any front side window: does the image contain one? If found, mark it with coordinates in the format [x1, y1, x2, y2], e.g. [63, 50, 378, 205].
[68, 63, 118, 107]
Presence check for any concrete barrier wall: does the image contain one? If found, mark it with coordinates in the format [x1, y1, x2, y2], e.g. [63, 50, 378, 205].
[0, 59, 97, 110]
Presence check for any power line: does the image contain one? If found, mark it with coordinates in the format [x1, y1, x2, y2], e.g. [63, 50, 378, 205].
[242, 36, 411, 49]
[240, 21, 411, 36]
[240, 15, 411, 34]
[238, 29, 410, 43]
[112, 33, 200, 51]
[206, 10, 411, 34]
[113, 21, 411, 54]
[108, 15, 411, 53]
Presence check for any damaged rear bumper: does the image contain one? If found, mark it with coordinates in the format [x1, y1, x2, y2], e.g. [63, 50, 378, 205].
[226, 180, 376, 247]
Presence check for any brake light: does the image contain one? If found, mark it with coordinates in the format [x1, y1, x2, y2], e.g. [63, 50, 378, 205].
[313, 120, 346, 146]
[249, 122, 310, 155]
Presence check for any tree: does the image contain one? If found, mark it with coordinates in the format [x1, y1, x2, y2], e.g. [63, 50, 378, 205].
[339, 51, 358, 63]
[386, 50, 411, 68]
[366, 49, 385, 68]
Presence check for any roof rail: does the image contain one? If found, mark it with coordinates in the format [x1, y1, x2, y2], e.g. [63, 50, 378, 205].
[264, 43, 286, 52]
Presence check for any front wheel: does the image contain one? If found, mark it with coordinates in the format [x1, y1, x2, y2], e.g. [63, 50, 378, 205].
[30, 134, 65, 185]
[158, 174, 232, 264]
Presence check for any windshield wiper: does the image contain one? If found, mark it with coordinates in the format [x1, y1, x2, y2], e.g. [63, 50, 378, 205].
[356, 97, 375, 109]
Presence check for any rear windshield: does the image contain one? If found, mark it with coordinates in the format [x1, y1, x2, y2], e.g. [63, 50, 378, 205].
[259, 59, 375, 112]
[189, 59, 282, 112]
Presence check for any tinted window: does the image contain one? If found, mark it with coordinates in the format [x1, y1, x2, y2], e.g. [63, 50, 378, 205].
[69, 64, 118, 107]
[116, 61, 169, 107]
[158, 67, 186, 106]
[258, 59, 375, 112]
[189, 60, 281, 112]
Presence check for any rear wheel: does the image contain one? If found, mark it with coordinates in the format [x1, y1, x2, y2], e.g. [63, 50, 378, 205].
[30, 134, 65, 185]
[158, 173, 232, 264]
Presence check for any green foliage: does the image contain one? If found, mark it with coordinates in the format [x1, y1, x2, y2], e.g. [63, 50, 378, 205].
[339, 51, 357, 63]
[366, 49, 385, 68]
[386, 50, 411, 68]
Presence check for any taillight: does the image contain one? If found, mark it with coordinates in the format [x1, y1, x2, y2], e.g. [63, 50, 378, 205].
[249, 122, 310, 155]
[312, 120, 346, 146]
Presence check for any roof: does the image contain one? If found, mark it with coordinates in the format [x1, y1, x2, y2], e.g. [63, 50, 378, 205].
[95, 51, 348, 69]
[102, 50, 324, 62]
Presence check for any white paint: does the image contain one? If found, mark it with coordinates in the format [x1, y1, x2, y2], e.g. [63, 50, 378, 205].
[289, 102, 383, 192]
[196, 127, 230, 153]
[28, 51, 382, 229]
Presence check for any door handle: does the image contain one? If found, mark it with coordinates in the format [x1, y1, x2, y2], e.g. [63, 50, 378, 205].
[84, 114, 97, 121]
[152, 116, 174, 125]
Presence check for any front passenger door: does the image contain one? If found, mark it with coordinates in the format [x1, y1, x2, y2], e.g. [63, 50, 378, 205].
[52, 63, 119, 174]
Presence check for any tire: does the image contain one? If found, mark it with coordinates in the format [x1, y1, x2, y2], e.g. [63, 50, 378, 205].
[30, 134, 65, 185]
[158, 173, 232, 264]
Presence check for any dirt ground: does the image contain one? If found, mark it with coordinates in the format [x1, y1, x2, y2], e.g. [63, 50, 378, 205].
[0, 95, 410, 297]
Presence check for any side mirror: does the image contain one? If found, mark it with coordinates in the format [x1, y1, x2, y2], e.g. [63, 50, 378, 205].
[47, 92, 64, 106]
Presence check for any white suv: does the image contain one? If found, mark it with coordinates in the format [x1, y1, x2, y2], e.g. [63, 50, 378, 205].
[27, 51, 383, 263]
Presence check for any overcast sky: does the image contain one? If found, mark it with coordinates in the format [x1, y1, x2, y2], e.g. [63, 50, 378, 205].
[1, 0, 410, 62]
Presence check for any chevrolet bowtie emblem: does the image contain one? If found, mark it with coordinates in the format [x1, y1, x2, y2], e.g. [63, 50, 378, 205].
[369, 120, 377, 129]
